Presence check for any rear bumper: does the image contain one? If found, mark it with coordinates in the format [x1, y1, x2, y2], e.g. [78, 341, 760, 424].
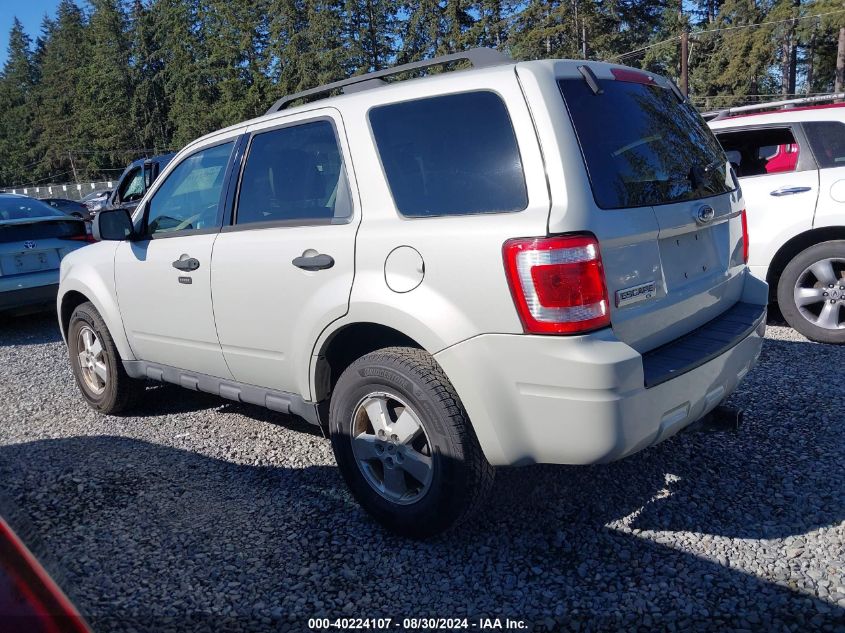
[435, 301, 766, 467]
[0, 278, 60, 311]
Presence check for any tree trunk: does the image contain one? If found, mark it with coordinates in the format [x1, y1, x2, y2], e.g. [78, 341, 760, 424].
[806, 32, 816, 95]
[788, 39, 798, 95]
[835, 27, 845, 93]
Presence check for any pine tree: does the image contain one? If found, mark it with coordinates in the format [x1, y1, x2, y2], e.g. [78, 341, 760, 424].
[467, 0, 509, 50]
[345, 0, 398, 72]
[77, 0, 135, 179]
[201, 0, 272, 126]
[266, 0, 309, 95]
[32, 0, 88, 184]
[442, 0, 474, 53]
[398, 0, 444, 63]
[0, 18, 37, 186]
[150, 0, 218, 146]
[130, 0, 172, 154]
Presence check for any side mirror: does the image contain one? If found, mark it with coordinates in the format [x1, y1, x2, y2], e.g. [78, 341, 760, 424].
[92, 208, 135, 241]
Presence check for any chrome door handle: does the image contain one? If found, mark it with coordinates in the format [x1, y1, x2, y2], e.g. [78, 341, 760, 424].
[292, 253, 334, 271]
[770, 186, 811, 196]
[172, 254, 200, 271]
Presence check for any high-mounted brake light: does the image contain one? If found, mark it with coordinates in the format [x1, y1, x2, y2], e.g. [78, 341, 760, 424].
[503, 234, 610, 335]
[610, 68, 657, 86]
[740, 209, 749, 263]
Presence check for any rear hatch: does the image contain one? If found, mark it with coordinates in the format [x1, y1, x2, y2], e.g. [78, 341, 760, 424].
[0, 216, 87, 276]
[555, 67, 745, 352]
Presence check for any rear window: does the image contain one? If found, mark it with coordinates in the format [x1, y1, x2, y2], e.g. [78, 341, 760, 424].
[0, 196, 65, 221]
[804, 121, 845, 168]
[559, 78, 735, 209]
[369, 91, 528, 217]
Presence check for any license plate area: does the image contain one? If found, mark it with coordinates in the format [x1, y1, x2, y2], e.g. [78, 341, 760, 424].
[659, 228, 721, 288]
[2, 251, 56, 275]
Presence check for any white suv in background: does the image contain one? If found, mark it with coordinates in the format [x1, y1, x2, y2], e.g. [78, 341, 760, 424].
[708, 98, 845, 344]
[57, 50, 766, 537]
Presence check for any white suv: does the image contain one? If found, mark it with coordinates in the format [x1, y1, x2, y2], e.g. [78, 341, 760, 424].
[708, 98, 845, 344]
[58, 50, 766, 537]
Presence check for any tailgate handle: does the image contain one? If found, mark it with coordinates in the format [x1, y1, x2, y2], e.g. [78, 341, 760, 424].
[770, 186, 811, 197]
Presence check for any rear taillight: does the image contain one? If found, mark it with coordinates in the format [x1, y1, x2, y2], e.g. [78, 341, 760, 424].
[740, 209, 749, 263]
[68, 225, 95, 243]
[503, 234, 610, 334]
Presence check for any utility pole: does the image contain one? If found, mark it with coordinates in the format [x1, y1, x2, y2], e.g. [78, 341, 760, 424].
[836, 27, 845, 94]
[679, 0, 689, 98]
[68, 151, 79, 185]
[582, 24, 587, 58]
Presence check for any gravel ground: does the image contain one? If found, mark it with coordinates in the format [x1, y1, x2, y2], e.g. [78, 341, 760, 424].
[0, 312, 843, 632]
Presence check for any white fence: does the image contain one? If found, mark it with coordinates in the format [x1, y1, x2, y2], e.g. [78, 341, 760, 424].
[4, 181, 114, 201]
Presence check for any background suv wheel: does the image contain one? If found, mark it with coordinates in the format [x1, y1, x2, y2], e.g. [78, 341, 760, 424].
[68, 301, 145, 413]
[329, 347, 494, 538]
[777, 240, 845, 344]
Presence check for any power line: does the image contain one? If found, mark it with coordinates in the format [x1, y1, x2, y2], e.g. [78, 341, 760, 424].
[694, 9, 845, 36]
[608, 35, 680, 62]
[608, 9, 845, 62]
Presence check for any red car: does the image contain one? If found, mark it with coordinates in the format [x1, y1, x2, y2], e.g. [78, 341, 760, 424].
[0, 517, 89, 633]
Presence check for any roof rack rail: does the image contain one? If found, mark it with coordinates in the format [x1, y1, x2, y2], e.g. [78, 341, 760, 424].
[702, 93, 845, 121]
[265, 48, 513, 115]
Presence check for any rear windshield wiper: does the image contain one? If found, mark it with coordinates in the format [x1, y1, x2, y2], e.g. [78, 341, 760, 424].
[577, 65, 603, 95]
[689, 158, 725, 193]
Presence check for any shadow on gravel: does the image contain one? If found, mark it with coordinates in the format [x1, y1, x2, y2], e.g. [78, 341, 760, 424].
[0, 310, 62, 347]
[1, 412, 842, 632]
[1, 316, 842, 631]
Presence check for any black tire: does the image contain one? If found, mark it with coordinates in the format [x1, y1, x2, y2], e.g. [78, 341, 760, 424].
[329, 346, 494, 538]
[67, 301, 145, 413]
[777, 240, 845, 344]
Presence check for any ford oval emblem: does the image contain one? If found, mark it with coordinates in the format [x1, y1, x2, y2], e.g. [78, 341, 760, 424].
[696, 205, 715, 224]
[23, 240, 36, 249]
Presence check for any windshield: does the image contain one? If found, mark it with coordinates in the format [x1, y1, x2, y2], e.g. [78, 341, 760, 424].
[119, 168, 145, 202]
[0, 196, 66, 221]
[559, 77, 735, 209]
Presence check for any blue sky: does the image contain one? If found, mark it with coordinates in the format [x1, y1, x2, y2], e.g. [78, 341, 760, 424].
[0, 0, 62, 67]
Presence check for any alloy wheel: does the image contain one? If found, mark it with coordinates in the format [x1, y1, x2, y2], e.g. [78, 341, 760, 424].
[350, 392, 434, 505]
[76, 325, 108, 395]
[792, 257, 845, 331]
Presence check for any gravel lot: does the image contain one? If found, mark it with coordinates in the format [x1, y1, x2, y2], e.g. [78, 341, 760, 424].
[0, 312, 843, 632]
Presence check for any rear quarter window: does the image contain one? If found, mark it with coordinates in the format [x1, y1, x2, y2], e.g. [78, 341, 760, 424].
[804, 121, 845, 168]
[368, 91, 528, 217]
[560, 77, 734, 209]
[715, 127, 800, 177]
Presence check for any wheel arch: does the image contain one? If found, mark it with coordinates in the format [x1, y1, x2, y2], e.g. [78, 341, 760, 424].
[766, 226, 845, 302]
[59, 290, 89, 341]
[311, 322, 424, 405]
[57, 280, 135, 362]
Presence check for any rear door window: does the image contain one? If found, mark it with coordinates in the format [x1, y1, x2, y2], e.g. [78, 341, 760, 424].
[235, 120, 351, 226]
[369, 91, 528, 217]
[714, 128, 801, 177]
[803, 121, 845, 168]
[559, 77, 734, 209]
